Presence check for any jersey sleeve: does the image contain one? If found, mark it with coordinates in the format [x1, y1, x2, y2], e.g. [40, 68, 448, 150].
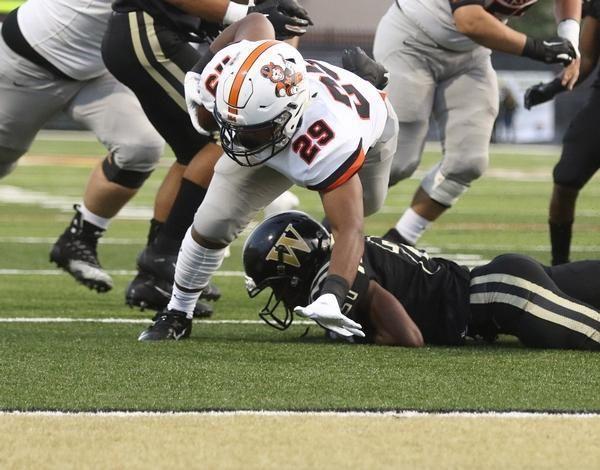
[448, 0, 485, 13]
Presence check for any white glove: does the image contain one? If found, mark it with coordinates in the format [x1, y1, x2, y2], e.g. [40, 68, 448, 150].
[184, 71, 210, 136]
[294, 293, 365, 338]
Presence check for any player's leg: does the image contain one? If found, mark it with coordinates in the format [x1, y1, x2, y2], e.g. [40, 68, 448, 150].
[544, 260, 600, 309]
[549, 89, 600, 265]
[138, 158, 293, 340]
[50, 73, 164, 292]
[373, 6, 436, 245]
[102, 11, 219, 312]
[410, 49, 497, 244]
[470, 254, 600, 350]
[0, 36, 75, 177]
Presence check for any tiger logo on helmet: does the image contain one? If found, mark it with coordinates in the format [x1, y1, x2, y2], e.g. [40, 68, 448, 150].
[260, 60, 304, 97]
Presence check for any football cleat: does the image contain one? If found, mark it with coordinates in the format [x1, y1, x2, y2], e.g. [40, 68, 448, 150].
[138, 309, 191, 341]
[50, 204, 113, 293]
[381, 227, 413, 247]
[125, 273, 215, 318]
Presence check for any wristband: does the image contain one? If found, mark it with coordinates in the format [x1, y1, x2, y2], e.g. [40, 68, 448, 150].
[223, 1, 249, 25]
[321, 274, 350, 307]
[557, 19, 580, 57]
[191, 49, 216, 74]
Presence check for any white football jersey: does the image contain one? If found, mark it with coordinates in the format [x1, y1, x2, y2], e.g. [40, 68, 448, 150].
[397, 0, 537, 52]
[17, 0, 112, 80]
[200, 41, 389, 192]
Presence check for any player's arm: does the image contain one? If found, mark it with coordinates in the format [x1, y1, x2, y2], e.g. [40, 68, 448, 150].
[366, 281, 424, 347]
[452, 4, 576, 68]
[163, 0, 231, 23]
[554, 0, 582, 88]
[320, 174, 364, 291]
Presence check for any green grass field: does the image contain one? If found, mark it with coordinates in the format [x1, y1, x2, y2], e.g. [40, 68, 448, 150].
[1, 134, 599, 413]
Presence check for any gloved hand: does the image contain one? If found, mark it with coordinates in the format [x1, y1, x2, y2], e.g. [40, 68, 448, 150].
[251, 0, 314, 38]
[184, 71, 211, 136]
[342, 46, 389, 90]
[294, 293, 365, 338]
[524, 78, 566, 110]
[522, 36, 576, 65]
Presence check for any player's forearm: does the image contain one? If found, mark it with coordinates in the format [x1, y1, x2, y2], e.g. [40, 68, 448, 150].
[554, 0, 581, 23]
[453, 5, 527, 55]
[578, 17, 600, 81]
[209, 13, 275, 53]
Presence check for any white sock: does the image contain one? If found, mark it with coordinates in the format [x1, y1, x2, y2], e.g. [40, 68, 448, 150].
[80, 204, 110, 230]
[395, 208, 431, 245]
[168, 228, 226, 319]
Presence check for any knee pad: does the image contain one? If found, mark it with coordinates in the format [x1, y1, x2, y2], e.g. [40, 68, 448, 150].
[101, 154, 154, 189]
[0, 146, 24, 178]
[421, 164, 468, 207]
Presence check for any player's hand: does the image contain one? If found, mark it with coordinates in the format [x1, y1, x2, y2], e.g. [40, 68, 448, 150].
[523, 78, 566, 110]
[561, 55, 580, 90]
[251, 0, 313, 39]
[522, 36, 576, 66]
[294, 293, 365, 338]
[184, 71, 210, 136]
[341, 46, 389, 90]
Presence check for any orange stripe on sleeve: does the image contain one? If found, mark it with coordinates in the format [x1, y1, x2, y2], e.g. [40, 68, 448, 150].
[324, 148, 366, 192]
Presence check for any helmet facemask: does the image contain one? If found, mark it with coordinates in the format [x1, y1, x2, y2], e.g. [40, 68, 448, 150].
[214, 107, 295, 167]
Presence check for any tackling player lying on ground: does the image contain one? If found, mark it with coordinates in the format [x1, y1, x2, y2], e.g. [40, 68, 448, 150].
[137, 13, 399, 341]
[243, 211, 600, 350]
[524, 0, 600, 267]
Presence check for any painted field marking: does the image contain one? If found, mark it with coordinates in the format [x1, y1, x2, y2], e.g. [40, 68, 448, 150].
[1, 410, 598, 418]
[0, 317, 312, 325]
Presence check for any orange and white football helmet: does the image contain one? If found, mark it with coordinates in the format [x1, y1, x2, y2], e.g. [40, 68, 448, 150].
[213, 40, 310, 166]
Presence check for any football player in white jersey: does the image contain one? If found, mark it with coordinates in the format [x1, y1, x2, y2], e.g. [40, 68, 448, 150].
[374, 0, 581, 247]
[138, 13, 399, 341]
[0, 0, 165, 292]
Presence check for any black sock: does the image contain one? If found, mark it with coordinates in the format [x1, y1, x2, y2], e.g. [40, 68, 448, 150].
[158, 178, 207, 250]
[146, 218, 164, 246]
[549, 220, 573, 265]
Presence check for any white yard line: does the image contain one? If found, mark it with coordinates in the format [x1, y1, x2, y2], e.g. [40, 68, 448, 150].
[0, 317, 312, 325]
[1, 410, 598, 418]
[0, 269, 246, 276]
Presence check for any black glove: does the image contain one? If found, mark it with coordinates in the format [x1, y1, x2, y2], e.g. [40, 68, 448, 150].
[523, 78, 567, 110]
[251, 0, 314, 39]
[522, 36, 576, 65]
[341, 46, 389, 90]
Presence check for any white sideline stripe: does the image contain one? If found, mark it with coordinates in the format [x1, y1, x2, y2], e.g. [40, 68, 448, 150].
[0, 317, 313, 325]
[0, 269, 245, 276]
[2, 237, 599, 254]
[1, 410, 598, 418]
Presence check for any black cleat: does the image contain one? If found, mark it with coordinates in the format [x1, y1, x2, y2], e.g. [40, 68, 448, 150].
[125, 273, 214, 318]
[50, 204, 113, 292]
[382, 227, 413, 247]
[136, 243, 177, 282]
[138, 309, 192, 341]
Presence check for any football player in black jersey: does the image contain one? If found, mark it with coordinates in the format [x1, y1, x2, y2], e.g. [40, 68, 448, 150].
[525, 0, 600, 266]
[244, 211, 600, 350]
[101, 0, 312, 316]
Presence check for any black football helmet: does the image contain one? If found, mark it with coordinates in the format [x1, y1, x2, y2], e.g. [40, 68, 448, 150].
[243, 211, 331, 330]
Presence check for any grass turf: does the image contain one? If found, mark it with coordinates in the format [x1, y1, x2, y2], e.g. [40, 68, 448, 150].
[0, 137, 599, 412]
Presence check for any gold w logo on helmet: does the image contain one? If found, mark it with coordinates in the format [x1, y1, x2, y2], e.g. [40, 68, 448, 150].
[266, 223, 311, 268]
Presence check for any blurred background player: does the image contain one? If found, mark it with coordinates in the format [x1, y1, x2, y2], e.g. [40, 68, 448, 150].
[102, 0, 312, 315]
[373, 0, 581, 246]
[0, 0, 165, 292]
[524, 0, 600, 265]
[244, 211, 600, 350]
[137, 13, 399, 340]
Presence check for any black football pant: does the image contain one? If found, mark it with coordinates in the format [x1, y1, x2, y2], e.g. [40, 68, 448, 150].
[469, 254, 600, 350]
[102, 11, 211, 164]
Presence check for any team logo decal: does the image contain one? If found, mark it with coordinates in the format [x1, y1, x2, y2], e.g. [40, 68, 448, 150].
[260, 59, 304, 98]
[266, 223, 310, 268]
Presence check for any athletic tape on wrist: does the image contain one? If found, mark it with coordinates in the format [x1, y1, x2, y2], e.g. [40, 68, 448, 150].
[557, 19, 580, 56]
[223, 1, 249, 24]
[321, 274, 350, 307]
